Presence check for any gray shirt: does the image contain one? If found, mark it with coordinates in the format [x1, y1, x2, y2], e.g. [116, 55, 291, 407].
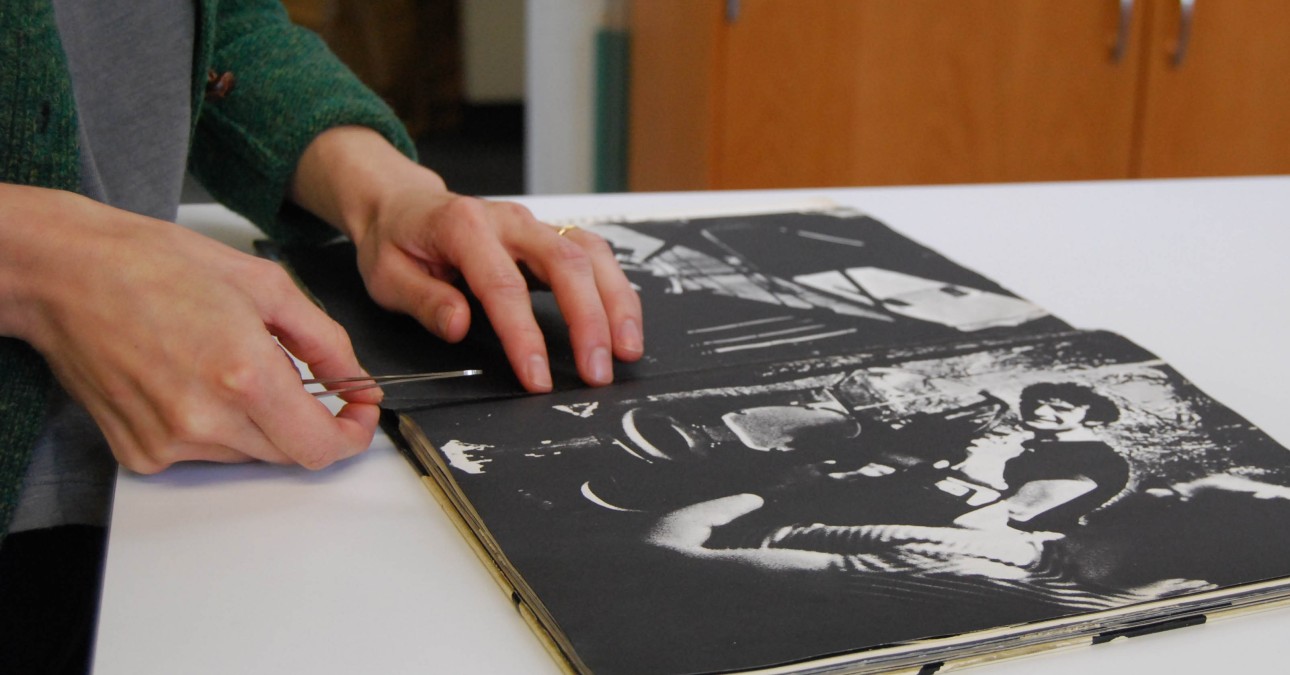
[10, 1, 196, 532]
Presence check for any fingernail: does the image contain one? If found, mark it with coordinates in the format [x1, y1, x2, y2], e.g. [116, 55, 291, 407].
[528, 354, 552, 391]
[620, 318, 643, 356]
[588, 346, 613, 385]
[436, 306, 455, 337]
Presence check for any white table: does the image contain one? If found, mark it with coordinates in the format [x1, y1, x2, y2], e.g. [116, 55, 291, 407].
[95, 177, 1290, 674]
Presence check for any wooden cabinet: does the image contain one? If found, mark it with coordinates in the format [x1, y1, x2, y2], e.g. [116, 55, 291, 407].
[283, 0, 462, 138]
[628, 0, 1290, 191]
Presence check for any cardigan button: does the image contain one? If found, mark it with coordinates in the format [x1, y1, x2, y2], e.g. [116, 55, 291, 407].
[205, 69, 236, 101]
[38, 101, 52, 133]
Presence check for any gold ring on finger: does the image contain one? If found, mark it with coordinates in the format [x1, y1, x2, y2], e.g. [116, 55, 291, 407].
[554, 224, 578, 237]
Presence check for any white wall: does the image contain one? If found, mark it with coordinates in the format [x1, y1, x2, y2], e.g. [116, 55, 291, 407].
[462, 0, 527, 103]
[525, 0, 604, 194]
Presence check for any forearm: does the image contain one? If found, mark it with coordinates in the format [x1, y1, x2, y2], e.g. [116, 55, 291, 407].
[0, 184, 99, 345]
[190, 0, 415, 241]
[289, 126, 446, 245]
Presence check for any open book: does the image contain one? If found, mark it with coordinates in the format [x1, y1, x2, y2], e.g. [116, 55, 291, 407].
[274, 205, 1290, 675]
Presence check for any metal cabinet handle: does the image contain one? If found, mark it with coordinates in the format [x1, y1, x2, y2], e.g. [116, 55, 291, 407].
[1174, 0, 1197, 66]
[1112, 0, 1135, 63]
[726, 0, 740, 24]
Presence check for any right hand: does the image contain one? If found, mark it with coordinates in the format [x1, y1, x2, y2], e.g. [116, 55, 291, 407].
[0, 185, 380, 473]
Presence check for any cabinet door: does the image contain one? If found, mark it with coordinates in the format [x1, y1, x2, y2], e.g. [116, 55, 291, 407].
[629, 0, 1144, 190]
[1134, 0, 1290, 177]
[628, 0, 724, 191]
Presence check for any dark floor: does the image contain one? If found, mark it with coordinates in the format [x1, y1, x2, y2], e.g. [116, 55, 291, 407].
[182, 105, 525, 203]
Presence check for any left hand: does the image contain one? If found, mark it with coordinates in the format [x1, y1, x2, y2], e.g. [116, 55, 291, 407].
[291, 127, 644, 392]
[353, 191, 643, 392]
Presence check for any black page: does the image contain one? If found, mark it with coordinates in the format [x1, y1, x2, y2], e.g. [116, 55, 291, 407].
[274, 208, 1069, 409]
[404, 329, 1290, 675]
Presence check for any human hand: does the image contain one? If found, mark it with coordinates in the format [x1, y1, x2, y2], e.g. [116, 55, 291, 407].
[0, 185, 380, 473]
[354, 191, 643, 392]
[645, 494, 841, 573]
[290, 127, 644, 392]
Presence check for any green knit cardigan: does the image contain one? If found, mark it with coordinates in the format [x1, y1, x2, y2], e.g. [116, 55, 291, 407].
[0, 0, 415, 542]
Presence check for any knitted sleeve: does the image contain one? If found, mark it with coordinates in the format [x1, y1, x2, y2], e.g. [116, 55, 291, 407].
[0, 0, 77, 541]
[187, 0, 417, 245]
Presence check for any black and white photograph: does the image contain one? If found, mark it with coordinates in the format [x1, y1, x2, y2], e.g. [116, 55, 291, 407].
[409, 329, 1290, 675]
[584, 207, 1066, 367]
[277, 204, 1290, 673]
